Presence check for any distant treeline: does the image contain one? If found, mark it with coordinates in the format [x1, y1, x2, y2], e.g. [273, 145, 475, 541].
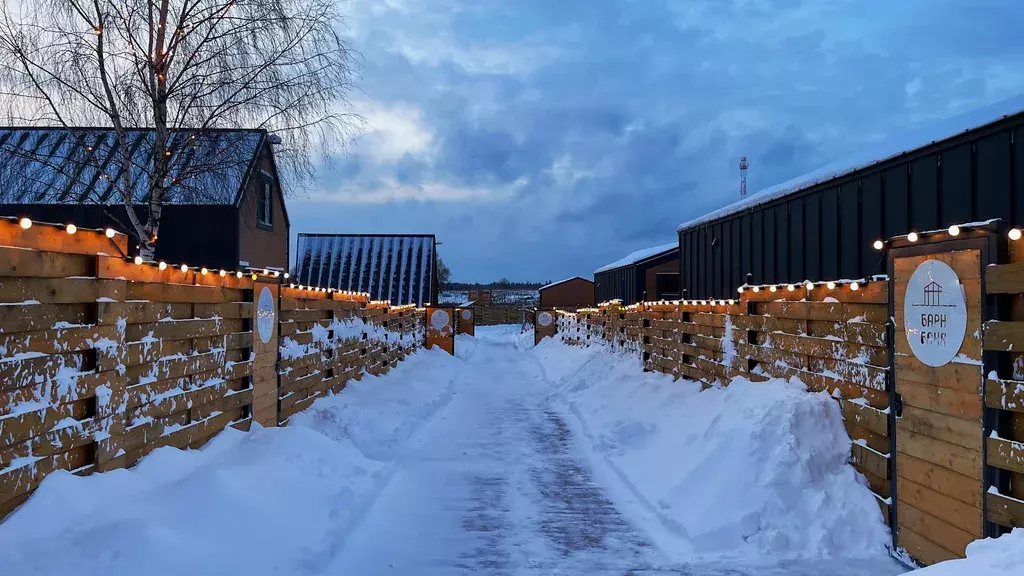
[448, 279, 548, 290]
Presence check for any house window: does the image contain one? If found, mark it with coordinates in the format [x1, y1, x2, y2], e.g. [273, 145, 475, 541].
[257, 181, 273, 228]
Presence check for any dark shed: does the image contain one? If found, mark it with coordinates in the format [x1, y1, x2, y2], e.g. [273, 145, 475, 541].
[678, 95, 1024, 299]
[594, 243, 680, 305]
[539, 277, 595, 309]
[0, 127, 289, 270]
[294, 233, 438, 306]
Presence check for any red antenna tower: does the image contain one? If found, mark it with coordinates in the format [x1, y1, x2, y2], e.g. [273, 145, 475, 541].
[739, 156, 749, 198]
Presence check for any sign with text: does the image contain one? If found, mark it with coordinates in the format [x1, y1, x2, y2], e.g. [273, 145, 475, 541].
[903, 259, 967, 367]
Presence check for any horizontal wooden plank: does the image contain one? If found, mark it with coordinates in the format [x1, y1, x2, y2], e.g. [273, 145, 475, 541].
[897, 453, 982, 508]
[841, 400, 889, 437]
[897, 526, 961, 566]
[894, 355, 985, 393]
[0, 368, 111, 417]
[0, 219, 127, 256]
[983, 321, 1024, 352]
[898, 502, 973, 559]
[126, 282, 246, 304]
[987, 490, 1024, 528]
[896, 428, 983, 481]
[896, 379, 983, 420]
[0, 302, 92, 334]
[851, 442, 889, 479]
[0, 443, 94, 506]
[0, 246, 95, 278]
[985, 260, 1024, 294]
[985, 377, 1024, 413]
[900, 405, 983, 451]
[987, 436, 1024, 474]
[0, 277, 124, 305]
[897, 476, 983, 537]
[126, 318, 244, 342]
[0, 324, 121, 357]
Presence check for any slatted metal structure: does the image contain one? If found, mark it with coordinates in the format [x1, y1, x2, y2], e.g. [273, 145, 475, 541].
[678, 96, 1024, 300]
[294, 233, 438, 306]
[594, 243, 679, 305]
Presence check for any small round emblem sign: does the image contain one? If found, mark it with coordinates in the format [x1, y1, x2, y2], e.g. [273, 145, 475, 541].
[461, 309, 472, 320]
[430, 309, 450, 331]
[257, 286, 275, 344]
[538, 311, 554, 327]
[904, 260, 967, 367]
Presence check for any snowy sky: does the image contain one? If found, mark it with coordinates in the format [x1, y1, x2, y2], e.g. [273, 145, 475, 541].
[288, 0, 1024, 282]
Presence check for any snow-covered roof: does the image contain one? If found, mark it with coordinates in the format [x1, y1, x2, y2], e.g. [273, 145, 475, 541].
[0, 128, 266, 206]
[595, 242, 678, 274]
[540, 276, 593, 290]
[678, 94, 1024, 232]
[294, 234, 436, 306]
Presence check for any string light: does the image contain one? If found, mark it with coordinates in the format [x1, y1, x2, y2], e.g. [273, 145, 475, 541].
[65, 224, 77, 235]
[273, 271, 280, 278]
[134, 256, 143, 265]
[873, 240, 884, 250]
[786, 284, 795, 292]
[907, 232, 919, 242]
[290, 283, 295, 288]
[180, 264, 189, 273]
[948, 225, 960, 237]
[769, 286, 778, 293]
[805, 281, 814, 290]
[18, 217, 31, 229]
[219, 269, 227, 277]
[737, 286, 744, 294]
[250, 273, 257, 280]
[826, 282, 836, 290]
[200, 267, 208, 275]
[752, 286, 760, 293]
[850, 282, 860, 291]
[105, 228, 116, 238]
[236, 271, 243, 278]
[1010, 228, 1022, 241]
[263, 269, 269, 275]
[158, 261, 167, 271]
[284, 272, 290, 279]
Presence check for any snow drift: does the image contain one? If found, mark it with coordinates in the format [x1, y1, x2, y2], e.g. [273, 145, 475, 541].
[0, 347, 461, 576]
[534, 337, 891, 562]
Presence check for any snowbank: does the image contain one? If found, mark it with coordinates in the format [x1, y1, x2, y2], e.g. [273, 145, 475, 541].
[0, 347, 462, 576]
[912, 529, 1023, 576]
[534, 337, 891, 562]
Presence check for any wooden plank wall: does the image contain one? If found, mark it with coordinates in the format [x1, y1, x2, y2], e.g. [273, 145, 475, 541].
[474, 304, 524, 326]
[558, 282, 893, 520]
[0, 226, 257, 518]
[277, 289, 425, 424]
[982, 242, 1024, 532]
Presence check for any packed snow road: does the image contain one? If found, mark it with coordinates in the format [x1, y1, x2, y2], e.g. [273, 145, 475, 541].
[327, 329, 661, 574]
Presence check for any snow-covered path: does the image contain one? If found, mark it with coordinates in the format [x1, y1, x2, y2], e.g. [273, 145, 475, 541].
[328, 331, 663, 574]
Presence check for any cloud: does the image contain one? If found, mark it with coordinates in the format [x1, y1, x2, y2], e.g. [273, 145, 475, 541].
[291, 0, 1024, 282]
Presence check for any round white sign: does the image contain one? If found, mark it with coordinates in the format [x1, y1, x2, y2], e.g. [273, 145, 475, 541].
[256, 286, 276, 344]
[430, 309, 451, 331]
[461, 309, 472, 320]
[904, 259, 967, 367]
[538, 311, 554, 327]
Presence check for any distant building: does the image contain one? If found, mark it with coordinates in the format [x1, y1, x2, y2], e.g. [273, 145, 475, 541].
[539, 277, 595, 309]
[0, 127, 289, 270]
[594, 243, 680, 305]
[294, 233, 438, 306]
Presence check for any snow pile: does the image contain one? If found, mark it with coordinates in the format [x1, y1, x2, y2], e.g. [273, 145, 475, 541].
[534, 337, 891, 562]
[912, 529, 1024, 576]
[0, 347, 463, 576]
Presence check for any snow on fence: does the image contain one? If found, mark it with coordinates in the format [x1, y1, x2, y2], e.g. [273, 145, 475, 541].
[276, 290, 425, 424]
[0, 221, 427, 520]
[557, 282, 893, 522]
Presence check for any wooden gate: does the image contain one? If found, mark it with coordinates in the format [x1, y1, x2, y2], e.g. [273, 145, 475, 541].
[456, 306, 475, 336]
[889, 231, 993, 565]
[425, 306, 455, 355]
[534, 308, 557, 345]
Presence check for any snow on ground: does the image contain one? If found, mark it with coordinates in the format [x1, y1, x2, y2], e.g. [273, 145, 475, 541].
[911, 529, 1022, 576]
[532, 336, 899, 570]
[0, 347, 462, 576]
[1, 325, 911, 576]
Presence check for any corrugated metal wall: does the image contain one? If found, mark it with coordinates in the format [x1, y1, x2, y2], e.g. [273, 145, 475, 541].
[594, 251, 679, 304]
[680, 115, 1024, 299]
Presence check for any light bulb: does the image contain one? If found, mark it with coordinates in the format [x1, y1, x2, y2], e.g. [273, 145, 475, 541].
[18, 217, 31, 229]
[201, 267, 208, 275]
[737, 286, 744, 293]
[907, 232, 919, 242]
[787, 284, 795, 292]
[180, 264, 188, 273]
[728, 299, 735, 305]
[827, 281, 836, 290]
[263, 269, 269, 275]
[770, 286, 777, 292]
[134, 256, 143, 265]
[219, 269, 226, 277]
[948, 225, 960, 237]
[105, 228, 116, 238]
[158, 261, 167, 270]
[236, 271, 243, 278]
[284, 272, 290, 279]
[273, 271, 280, 278]
[752, 286, 760, 293]
[805, 281, 814, 290]
[1010, 228, 1022, 241]
[873, 240, 884, 250]
[850, 282, 860, 291]
[65, 224, 77, 235]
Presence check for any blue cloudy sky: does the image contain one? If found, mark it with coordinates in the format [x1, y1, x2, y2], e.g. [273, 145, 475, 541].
[288, 0, 1024, 282]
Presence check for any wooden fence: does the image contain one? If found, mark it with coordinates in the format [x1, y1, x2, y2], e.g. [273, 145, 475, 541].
[558, 282, 894, 522]
[474, 304, 526, 326]
[0, 220, 425, 519]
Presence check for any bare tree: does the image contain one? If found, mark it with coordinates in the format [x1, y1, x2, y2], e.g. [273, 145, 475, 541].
[0, 0, 359, 257]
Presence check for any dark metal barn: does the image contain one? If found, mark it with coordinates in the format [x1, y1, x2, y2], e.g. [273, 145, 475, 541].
[678, 95, 1024, 299]
[594, 243, 680, 305]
